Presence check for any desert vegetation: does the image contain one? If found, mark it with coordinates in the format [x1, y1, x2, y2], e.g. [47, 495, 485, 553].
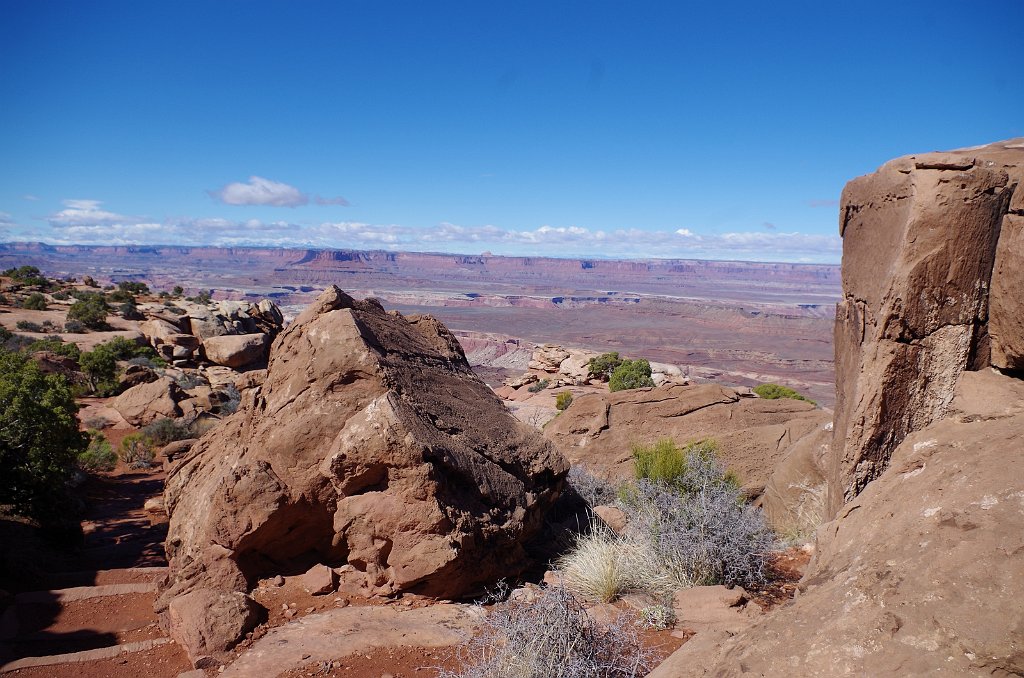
[753, 382, 816, 406]
[609, 359, 656, 392]
[559, 438, 775, 603]
[439, 584, 655, 678]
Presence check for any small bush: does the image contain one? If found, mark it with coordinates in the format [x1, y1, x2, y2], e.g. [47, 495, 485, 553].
[21, 292, 48, 310]
[778, 481, 827, 545]
[587, 352, 623, 382]
[26, 337, 80, 360]
[558, 525, 640, 603]
[438, 584, 654, 678]
[119, 301, 144, 320]
[63, 320, 86, 333]
[15, 320, 43, 332]
[555, 391, 573, 411]
[631, 438, 738, 492]
[0, 293, 8, 305]
[118, 433, 155, 468]
[528, 378, 550, 393]
[67, 293, 110, 330]
[78, 431, 118, 472]
[217, 384, 241, 415]
[567, 466, 618, 507]
[141, 418, 191, 447]
[82, 415, 111, 430]
[638, 604, 676, 630]
[609, 359, 655, 392]
[51, 291, 70, 301]
[3, 265, 48, 287]
[753, 383, 816, 406]
[172, 285, 183, 296]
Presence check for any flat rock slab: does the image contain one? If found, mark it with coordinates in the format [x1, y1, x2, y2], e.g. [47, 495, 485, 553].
[221, 604, 477, 677]
[0, 638, 171, 672]
[15, 582, 157, 604]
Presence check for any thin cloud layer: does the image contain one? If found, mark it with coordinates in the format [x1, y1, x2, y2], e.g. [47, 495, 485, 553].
[32, 198, 840, 262]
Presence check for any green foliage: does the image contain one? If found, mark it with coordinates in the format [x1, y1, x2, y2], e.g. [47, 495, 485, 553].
[587, 352, 622, 381]
[753, 383, 816, 406]
[117, 280, 149, 295]
[15, 320, 43, 333]
[51, 291, 70, 301]
[188, 289, 213, 304]
[608, 358, 655, 392]
[555, 391, 574, 411]
[140, 418, 191, 447]
[527, 378, 550, 393]
[77, 431, 118, 472]
[0, 349, 87, 520]
[21, 292, 48, 310]
[630, 439, 737, 492]
[79, 336, 160, 395]
[66, 292, 110, 330]
[0, 293, 8, 305]
[26, 337, 81, 360]
[63, 320, 86, 334]
[119, 301, 144, 320]
[119, 433, 154, 468]
[172, 285, 183, 296]
[0, 326, 11, 343]
[3, 265, 48, 287]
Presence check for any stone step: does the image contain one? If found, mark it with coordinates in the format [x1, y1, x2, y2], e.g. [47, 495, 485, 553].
[41, 566, 168, 589]
[15, 582, 157, 605]
[0, 637, 171, 673]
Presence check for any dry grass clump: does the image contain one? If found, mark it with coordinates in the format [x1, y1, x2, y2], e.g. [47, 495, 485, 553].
[438, 584, 655, 678]
[778, 480, 827, 545]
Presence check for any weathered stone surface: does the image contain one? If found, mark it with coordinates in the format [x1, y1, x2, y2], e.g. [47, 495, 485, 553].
[140, 318, 183, 344]
[655, 370, 1024, 677]
[201, 333, 269, 368]
[990, 214, 1024, 370]
[544, 383, 828, 496]
[830, 139, 1024, 513]
[112, 376, 183, 426]
[158, 287, 566, 661]
[299, 564, 336, 595]
[529, 344, 570, 372]
[756, 420, 831, 533]
[118, 364, 159, 390]
[220, 605, 476, 678]
[670, 585, 760, 635]
[166, 589, 262, 666]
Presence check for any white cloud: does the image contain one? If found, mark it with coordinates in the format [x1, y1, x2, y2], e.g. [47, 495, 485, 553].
[33, 198, 840, 262]
[314, 195, 350, 206]
[48, 199, 143, 227]
[210, 176, 309, 207]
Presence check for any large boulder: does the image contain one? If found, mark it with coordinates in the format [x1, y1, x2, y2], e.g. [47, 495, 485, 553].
[544, 383, 828, 497]
[651, 370, 1024, 676]
[201, 333, 270, 368]
[112, 376, 183, 426]
[830, 139, 1024, 513]
[158, 287, 566, 664]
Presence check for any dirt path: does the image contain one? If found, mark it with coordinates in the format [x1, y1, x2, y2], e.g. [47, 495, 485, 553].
[0, 463, 192, 677]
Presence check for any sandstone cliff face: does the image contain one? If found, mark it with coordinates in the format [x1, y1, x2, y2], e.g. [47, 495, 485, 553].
[157, 286, 567, 664]
[830, 139, 1024, 511]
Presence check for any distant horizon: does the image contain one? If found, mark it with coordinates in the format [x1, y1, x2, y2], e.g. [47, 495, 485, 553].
[0, 239, 842, 268]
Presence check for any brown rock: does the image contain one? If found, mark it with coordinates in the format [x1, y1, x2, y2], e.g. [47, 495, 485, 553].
[528, 344, 570, 372]
[990, 214, 1024, 369]
[300, 564, 337, 595]
[670, 585, 759, 635]
[160, 438, 198, 461]
[756, 421, 831, 533]
[158, 287, 566, 660]
[659, 370, 1024, 676]
[592, 504, 627, 535]
[112, 376, 183, 426]
[544, 383, 828, 496]
[166, 588, 262, 666]
[830, 139, 1024, 513]
[201, 333, 270, 368]
[119, 364, 159, 390]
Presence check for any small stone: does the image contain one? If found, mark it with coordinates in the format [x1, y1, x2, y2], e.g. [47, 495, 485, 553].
[336, 598, 350, 608]
[284, 609, 296, 619]
[281, 603, 289, 610]
[272, 575, 284, 587]
[289, 602, 297, 609]
[300, 563, 338, 596]
[305, 606, 314, 613]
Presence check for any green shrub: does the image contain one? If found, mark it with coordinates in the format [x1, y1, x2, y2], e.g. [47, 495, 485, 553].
[753, 383, 816, 406]
[15, 320, 43, 332]
[587, 352, 622, 381]
[3, 265, 48, 287]
[26, 337, 80, 360]
[0, 326, 11, 342]
[119, 301, 144, 320]
[141, 418, 191, 447]
[66, 293, 110, 330]
[0, 349, 87, 520]
[172, 285, 183, 296]
[118, 433, 155, 468]
[51, 291, 70, 301]
[63, 320, 86, 333]
[608, 359, 655, 392]
[555, 391, 573, 411]
[78, 431, 118, 472]
[527, 378, 550, 393]
[631, 438, 738, 493]
[21, 292, 48, 310]
[79, 336, 159, 395]
[0, 293, 8, 305]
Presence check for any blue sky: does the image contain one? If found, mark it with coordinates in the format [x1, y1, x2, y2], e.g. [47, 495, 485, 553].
[1, 1, 1021, 263]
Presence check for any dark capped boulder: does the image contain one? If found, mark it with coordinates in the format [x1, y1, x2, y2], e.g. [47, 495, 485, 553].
[157, 286, 567, 665]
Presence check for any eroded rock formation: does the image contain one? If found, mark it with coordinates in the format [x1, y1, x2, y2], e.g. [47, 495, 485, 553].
[830, 139, 1024, 511]
[157, 286, 567, 665]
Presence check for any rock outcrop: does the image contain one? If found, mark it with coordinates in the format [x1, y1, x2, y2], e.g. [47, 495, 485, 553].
[651, 370, 1024, 676]
[544, 383, 829, 501]
[112, 376, 184, 426]
[157, 286, 567, 665]
[830, 139, 1024, 512]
